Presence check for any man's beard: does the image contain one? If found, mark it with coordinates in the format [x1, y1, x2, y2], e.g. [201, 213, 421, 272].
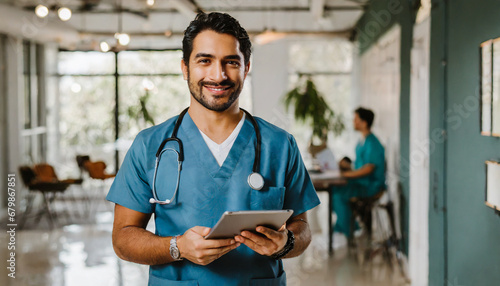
[187, 71, 242, 112]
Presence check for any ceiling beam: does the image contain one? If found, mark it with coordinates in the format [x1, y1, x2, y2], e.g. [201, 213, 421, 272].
[71, 5, 363, 14]
[80, 29, 351, 37]
[170, 0, 203, 19]
[310, 0, 326, 20]
[0, 3, 79, 48]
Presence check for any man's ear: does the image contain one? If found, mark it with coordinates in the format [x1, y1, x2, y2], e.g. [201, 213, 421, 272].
[244, 61, 250, 79]
[181, 59, 188, 80]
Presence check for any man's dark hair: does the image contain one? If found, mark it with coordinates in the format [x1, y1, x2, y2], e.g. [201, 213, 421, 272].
[182, 12, 252, 66]
[355, 107, 375, 128]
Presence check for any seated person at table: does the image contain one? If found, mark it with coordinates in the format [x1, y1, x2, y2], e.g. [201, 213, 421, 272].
[333, 107, 386, 238]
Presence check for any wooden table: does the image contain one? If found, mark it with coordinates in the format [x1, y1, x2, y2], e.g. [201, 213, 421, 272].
[309, 170, 347, 255]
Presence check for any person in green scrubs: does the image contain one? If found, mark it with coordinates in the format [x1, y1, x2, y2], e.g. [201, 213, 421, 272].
[333, 107, 386, 238]
[107, 12, 320, 286]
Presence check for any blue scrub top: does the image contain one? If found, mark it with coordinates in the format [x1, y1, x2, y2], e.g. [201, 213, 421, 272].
[107, 112, 320, 286]
[353, 133, 386, 194]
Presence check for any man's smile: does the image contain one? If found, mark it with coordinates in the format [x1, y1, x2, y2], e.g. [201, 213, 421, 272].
[204, 85, 231, 92]
[201, 81, 235, 96]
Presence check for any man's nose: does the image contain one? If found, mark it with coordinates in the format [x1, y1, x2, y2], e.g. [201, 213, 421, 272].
[208, 62, 227, 83]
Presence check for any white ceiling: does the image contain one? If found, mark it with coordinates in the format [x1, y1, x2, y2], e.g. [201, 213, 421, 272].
[0, 0, 368, 49]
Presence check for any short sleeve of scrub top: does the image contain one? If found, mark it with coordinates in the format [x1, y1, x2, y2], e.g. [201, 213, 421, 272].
[106, 131, 155, 214]
[282, 135, 320, 216]
[364, 137, 382, 166]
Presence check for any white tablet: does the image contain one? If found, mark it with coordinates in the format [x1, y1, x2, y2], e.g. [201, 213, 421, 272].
[204, 210, 294, 239]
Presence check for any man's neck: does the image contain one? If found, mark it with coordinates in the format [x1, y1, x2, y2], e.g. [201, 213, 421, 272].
[360, 129, 371, 138]
[188, 100, 242, 144]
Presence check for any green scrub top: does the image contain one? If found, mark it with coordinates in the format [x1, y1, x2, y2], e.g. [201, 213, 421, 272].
[107, 112, 320, 286]
[354, 133, 386, 195]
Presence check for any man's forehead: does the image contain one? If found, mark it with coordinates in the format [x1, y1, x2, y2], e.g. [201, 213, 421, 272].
[191, 30, 242, 57]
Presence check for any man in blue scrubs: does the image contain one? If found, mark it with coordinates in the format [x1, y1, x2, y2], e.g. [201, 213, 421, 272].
[107, 12, 320, 285]
[333, 107, 386, 238]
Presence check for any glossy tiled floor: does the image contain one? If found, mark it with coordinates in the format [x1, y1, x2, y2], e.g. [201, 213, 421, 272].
[0, 188, 410, 286]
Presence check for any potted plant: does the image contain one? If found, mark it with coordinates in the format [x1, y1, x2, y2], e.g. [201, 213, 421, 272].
[283, 77, 344, 156]
[127, 89, 156, 129]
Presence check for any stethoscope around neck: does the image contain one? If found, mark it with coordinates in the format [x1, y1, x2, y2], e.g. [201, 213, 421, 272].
[149, 107, 265, 204]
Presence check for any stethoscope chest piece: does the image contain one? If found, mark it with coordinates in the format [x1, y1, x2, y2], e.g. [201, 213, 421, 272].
[248, 172, 264, 190]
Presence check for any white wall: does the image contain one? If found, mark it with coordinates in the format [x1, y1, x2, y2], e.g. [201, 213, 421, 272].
[251, 39, 291, 131]
[45, 43, 61, 165]
[6, 37, 23, 173]
[0, 36, 6, 215]
[359, 25, 401, 230]
[0, 36, 23, 220]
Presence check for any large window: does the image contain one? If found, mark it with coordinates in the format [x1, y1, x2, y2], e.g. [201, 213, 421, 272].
[117, 51, 190, 142]
[288, 40, 354, 159]
[57, 52, 116, 176]
[56, 50, 252, 176]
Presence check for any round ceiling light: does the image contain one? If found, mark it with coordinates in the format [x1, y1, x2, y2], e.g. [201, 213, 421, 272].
[35, 5, 49, 18]
[118, 33, 130, 46]
[100, 41, 110, 52]
[58, 7, 72, 21]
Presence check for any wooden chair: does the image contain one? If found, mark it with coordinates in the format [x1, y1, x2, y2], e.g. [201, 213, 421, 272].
[83, 160, 115, 213]
[84, 161, 115, 180]
[349, 189, 405, 275]
[349, 190, 386, 243]
[19, 166, 70, 229]
[33, 163, 83, 185]
[33, 163, 85, 218]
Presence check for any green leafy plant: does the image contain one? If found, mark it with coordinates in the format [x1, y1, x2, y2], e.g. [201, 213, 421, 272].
[284, 78, 344, 140]
[127, 90, 155, 128]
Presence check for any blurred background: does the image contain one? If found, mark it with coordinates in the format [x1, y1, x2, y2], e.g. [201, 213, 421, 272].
[1, 0, 499, 285]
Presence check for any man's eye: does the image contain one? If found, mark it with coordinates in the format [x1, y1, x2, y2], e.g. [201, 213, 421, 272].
[199, 59, 210, 63]
[227, 61, 240, 66]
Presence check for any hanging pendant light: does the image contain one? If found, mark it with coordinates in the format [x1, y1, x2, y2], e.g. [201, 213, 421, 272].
[58, 7, 72, 21]
[115, 0, 130, 47]
[35, 5, 49, 18]
[100, 41, 110, 52]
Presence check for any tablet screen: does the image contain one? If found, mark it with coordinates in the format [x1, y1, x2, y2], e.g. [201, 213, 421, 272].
[204, 210, 294, 239]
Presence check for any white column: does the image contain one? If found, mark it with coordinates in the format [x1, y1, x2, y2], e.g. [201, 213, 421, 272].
[409, 17, 430, 286]
[0, 35, 7, 214]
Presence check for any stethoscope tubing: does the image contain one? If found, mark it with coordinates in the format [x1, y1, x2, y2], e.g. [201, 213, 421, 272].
[150, 107, 263, 204]
[150, 148, 182, 204]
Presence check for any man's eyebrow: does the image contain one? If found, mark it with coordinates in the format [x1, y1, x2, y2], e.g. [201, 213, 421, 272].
[224, 55, 242, 61]
[193, 53, 242, 61]
[194, 53, 215, 59]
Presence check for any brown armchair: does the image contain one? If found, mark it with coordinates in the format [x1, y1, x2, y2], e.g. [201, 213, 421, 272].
[33, 163, 83, 185]
[82, 160, 115, 214]
[83, 161, 116, 180]
[18, 166, 70, 229]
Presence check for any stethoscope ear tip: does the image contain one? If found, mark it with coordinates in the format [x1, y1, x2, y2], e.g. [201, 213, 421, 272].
[149, 198, 156, 204]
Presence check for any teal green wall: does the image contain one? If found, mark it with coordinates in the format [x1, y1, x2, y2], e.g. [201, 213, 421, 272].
[355, 0, 414, 254]
[428, 0, 447, 284]
[358, 1, 500, 285]
[438, 0, 500, 285]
